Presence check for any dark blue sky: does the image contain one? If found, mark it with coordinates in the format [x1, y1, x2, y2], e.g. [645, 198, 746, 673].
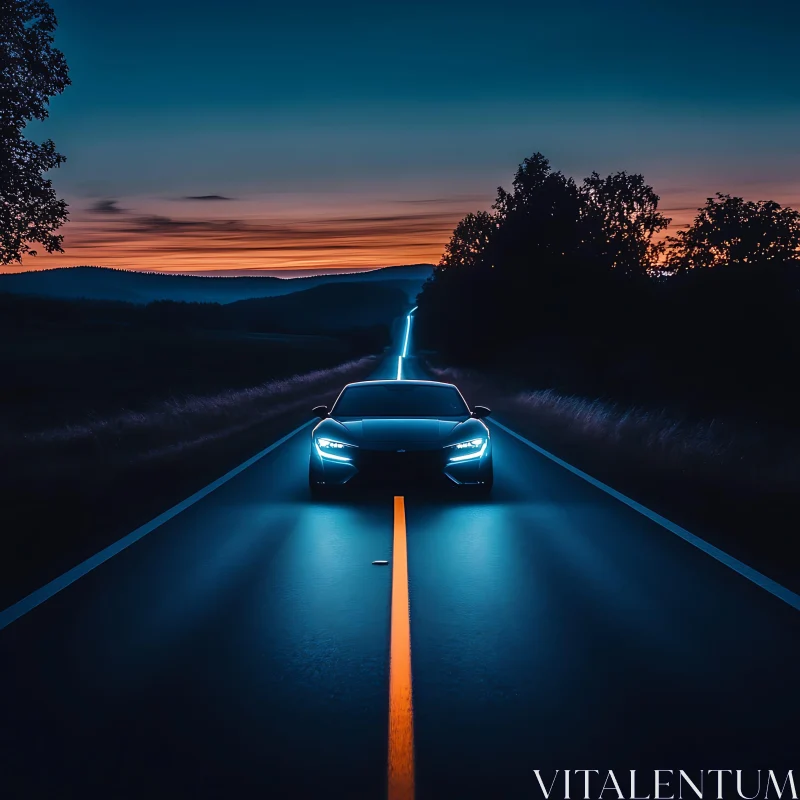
[21, 0, 800, 272]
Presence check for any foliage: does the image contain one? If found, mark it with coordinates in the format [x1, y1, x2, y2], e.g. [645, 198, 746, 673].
[0, 0, 70, 264]
[488, 153, 586, 272]
[438, 211, 495, 271]
[432, 153, 669, 281]
[665, 193, 800, 273]
[581, 171, 670, 277]
[417, 153, 670, 361]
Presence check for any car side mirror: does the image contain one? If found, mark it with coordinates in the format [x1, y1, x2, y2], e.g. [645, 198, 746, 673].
[471, 405, 491, 419]
[312, 405, 329, 418]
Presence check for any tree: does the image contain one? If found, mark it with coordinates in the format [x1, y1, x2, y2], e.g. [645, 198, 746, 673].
[487, 152, 584, 271]
[581, 171, 671, 278]
[438, 211, 495, 271]
[665, 193, 800, 273]
[1, 0, 70, 265]
[418, 154, 592, 361]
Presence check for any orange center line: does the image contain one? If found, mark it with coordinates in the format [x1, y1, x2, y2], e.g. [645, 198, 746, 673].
[388, 495, 415, 800]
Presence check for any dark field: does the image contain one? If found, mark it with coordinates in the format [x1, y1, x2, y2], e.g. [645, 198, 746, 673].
[2, 326, 358, 432]
[0, 285, 404, 606]
[0, 281, 407, 429]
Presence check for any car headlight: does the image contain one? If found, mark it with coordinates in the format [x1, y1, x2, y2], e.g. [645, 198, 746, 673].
[315, 437, 357, 462]
[445, 437, 487, 462]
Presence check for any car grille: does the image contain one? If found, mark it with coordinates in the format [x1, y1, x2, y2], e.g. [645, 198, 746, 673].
[355, 448, 445, 483]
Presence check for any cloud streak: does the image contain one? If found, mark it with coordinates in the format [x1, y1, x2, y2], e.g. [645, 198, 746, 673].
[119, 211, 457, 241]
[89, 199, 125, 215]
[182, 195, 235, 201]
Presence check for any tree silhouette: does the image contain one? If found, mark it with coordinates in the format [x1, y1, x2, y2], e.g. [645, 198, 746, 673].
[0, 0, 70, 265]
[417, 153, 675, 356]
[666, 193, 800, 273]
[487, 153, 585, 272]
[416, 151, 800, 431]
[418, 154, 599, 362]
[581, 171, 671, 278]
[438, 211, 496, 271]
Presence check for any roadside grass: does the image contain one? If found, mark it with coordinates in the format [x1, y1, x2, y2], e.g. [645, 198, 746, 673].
[428, 363, 800, 593]
[429, 365, 800, 492]
[7, 357, 375, 469]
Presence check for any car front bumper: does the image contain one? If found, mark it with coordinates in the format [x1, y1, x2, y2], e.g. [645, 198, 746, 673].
[309, 442, 492, 488]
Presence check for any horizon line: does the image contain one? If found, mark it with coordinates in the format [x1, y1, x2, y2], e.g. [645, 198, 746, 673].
[0, 263, 437, 279]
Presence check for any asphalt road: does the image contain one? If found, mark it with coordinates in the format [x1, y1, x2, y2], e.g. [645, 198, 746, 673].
[2, 315, 799, 799]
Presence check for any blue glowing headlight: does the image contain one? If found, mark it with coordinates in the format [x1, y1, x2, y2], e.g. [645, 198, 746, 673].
[445, 437, 487, 462]
[315, 437, 356, 462]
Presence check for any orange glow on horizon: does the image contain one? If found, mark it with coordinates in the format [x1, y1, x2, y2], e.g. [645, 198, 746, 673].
[10, 241, 448, 274]
[6, 208, 689, 274]
[7, 196, 466, 274]
[6, 187, 798, 276]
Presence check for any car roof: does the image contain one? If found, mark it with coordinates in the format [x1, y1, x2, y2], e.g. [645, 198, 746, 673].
[342, 379, 458, 390]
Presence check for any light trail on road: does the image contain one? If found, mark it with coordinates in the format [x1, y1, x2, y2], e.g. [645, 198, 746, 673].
[396, 307, 417, 380]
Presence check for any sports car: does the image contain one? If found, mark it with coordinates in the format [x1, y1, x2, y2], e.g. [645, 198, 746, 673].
[308, 379, 492, 496]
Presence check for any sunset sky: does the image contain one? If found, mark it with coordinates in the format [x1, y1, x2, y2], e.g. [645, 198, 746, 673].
[12, 0, 800, 274]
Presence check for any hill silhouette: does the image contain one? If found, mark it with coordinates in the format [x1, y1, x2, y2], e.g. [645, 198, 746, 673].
[0, 264, 434, 304]
[222, 281, 411, 333]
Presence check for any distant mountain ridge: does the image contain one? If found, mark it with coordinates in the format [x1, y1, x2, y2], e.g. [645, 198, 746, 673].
[0, 264, 434, 304]
[0, 279, 412, 337]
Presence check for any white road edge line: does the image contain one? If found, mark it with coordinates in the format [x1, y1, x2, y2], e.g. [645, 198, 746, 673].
[490, 418, 800, 612]
[0, 420, 315, 631]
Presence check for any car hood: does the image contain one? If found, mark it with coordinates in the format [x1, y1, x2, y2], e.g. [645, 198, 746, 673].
[314, 416, 484, 451]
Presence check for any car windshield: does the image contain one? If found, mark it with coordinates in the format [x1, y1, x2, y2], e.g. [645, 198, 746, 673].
[332, 383, 469, 418]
